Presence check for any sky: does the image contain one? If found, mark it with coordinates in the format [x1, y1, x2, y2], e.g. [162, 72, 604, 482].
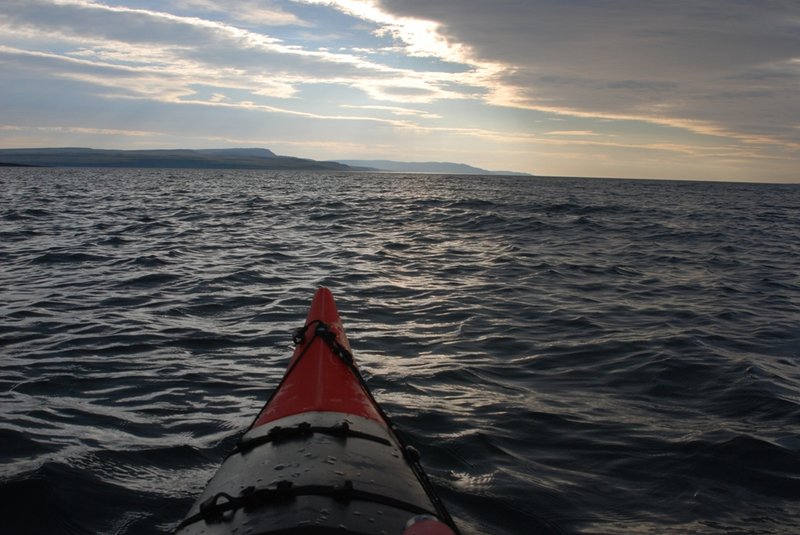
[1, 0, 799, 182]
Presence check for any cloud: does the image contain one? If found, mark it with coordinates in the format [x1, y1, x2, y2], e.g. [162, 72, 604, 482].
[370, 0, 800, 149]
[293, 0, 469, 62]
[546, 131, 600, 137]
[173, 0, 309, 27]
[0, 0, 494, 109]
[340, 104, 442, 119]
[291, 0, 508, 100]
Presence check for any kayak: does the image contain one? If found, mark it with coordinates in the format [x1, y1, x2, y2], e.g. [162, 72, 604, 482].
[175, 287, 459, 535]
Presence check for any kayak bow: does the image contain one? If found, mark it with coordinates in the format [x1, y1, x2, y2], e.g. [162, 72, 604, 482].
[175, 287, 459, 535]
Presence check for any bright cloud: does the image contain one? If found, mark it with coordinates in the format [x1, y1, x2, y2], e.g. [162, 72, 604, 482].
[294, 0, 467, 61]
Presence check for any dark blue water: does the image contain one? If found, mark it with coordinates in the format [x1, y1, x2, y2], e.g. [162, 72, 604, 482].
[1, 168, 799, 534]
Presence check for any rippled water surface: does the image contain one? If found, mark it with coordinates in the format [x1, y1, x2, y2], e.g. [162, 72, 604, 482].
[1, 168, 799, 534]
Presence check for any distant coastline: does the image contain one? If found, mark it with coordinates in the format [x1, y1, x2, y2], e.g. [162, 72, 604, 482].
[0, 147, 531, 175]
[338, 159, 531, 176]
[0, 162, 40, 167]
[0, 148, 362, 172]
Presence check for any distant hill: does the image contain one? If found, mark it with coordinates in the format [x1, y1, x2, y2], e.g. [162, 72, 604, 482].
[0, 147, 366, 171]
[338, 159, 531, 176]
[0, 147, 531, 175]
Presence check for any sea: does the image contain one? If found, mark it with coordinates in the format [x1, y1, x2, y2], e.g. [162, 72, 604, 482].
[1, 168, 799, 535]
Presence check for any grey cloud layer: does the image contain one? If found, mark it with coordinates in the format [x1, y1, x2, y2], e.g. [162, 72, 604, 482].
[375, 0, 800, 146]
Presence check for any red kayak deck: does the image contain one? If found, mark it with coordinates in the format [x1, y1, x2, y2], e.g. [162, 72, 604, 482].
[252, 287, 384, 427]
